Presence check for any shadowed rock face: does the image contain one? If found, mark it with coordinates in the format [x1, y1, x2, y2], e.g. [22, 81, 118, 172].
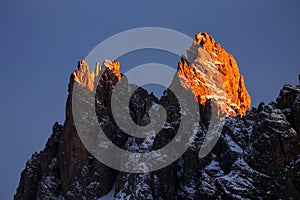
[15, 33, 300, 200]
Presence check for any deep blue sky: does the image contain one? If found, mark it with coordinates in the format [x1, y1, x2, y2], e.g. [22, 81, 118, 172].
[0, 0, 299, 199]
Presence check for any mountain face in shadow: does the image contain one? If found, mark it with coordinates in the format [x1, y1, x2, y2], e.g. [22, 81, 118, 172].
[15, 33, 300, 199]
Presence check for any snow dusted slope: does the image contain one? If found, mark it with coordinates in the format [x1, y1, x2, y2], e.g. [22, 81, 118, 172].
[15, 32, 300, 199]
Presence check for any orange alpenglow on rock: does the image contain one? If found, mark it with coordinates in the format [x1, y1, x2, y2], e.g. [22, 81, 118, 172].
[72, 32, 251, 117]
[177, 32, 251, 116]
[102, 59, 121, 80]
[73, 59, 121, 91]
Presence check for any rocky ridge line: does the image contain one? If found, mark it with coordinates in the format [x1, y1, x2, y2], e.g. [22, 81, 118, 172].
[14, 33, 300, 199]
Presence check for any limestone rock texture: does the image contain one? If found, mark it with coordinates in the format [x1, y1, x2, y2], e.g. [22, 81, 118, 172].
[14, 33, 300, 200]
[178, 32, 251, 116]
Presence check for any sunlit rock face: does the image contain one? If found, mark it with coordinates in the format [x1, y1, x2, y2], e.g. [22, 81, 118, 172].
[73, 33, 251, 117]
[73, 59, 121, 91]
[178, 32, 251, 116]
[15, 32, 300, 200]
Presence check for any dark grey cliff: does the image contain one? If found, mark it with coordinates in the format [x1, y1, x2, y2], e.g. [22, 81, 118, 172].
[15, 59, 300, 199]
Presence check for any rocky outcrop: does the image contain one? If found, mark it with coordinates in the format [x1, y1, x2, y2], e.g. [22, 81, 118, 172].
[15, 123, 63, 200]
[178, 32, 251, 116]
[15, 33, 300, 199]
[277, 84, 300, 133]
[73, 59, 121, 91]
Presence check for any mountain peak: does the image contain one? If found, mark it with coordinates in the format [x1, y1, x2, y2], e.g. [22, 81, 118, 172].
[72, 59, 121, 91]
[178, 32, 251, 116]
[15, 32, 300, 200]
[102, 59, 121, 80]
[72, 32, 251, 117]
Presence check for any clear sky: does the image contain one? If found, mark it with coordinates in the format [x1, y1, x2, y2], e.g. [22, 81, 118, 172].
[0, 0, 299, 199]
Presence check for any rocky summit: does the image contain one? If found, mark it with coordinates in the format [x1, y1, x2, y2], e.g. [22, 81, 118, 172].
[178, 32, 251, 116]
[15, 33, 300, 199]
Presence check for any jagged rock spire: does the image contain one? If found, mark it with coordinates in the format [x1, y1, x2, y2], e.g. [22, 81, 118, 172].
[178, 32, 251, 116]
